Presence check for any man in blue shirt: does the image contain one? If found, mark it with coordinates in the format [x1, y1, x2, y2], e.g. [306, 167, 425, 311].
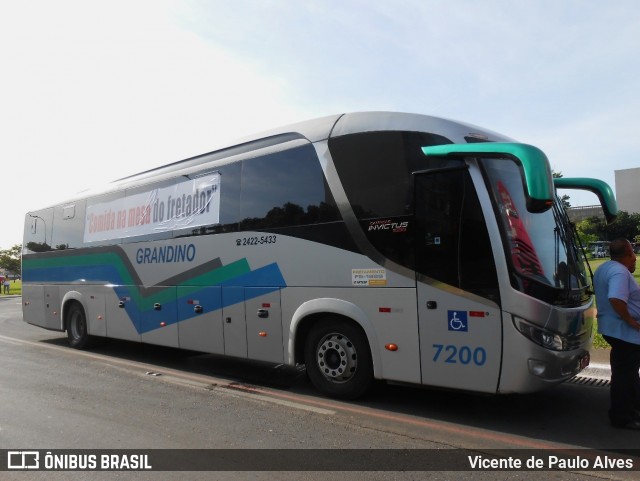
[594, 238, 640, 429]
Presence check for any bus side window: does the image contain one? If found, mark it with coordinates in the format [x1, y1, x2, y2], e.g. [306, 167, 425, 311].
[50, 201, 86, 250]
[239, 144, 340, 230]
[24, 208, 54, 253]
[173, 162, 242, 238]
[415, 169, 499, 302]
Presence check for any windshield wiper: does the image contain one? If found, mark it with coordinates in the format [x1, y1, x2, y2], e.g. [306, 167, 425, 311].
[551, 197, 589, 295]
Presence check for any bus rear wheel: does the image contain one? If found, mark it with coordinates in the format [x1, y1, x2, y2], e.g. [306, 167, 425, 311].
[66, 303, 91, 349]
[304, 319, 373, 400]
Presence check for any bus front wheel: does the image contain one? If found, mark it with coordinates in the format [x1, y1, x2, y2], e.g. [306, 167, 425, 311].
[66, 303, 91, 349]
[304, 319, 373, 400]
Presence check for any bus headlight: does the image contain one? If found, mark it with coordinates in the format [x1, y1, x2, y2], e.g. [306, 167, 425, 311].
[513, 317, 566, 351]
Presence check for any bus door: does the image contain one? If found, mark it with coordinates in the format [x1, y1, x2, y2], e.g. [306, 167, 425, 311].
[414, 168, 502, 393]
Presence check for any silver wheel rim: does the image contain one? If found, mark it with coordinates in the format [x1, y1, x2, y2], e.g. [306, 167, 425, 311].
[315, 332, 358, 383]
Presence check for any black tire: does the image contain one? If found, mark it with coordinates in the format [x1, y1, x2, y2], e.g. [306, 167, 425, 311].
[66, 303, 91, 349]
[304, 318, 373, 400]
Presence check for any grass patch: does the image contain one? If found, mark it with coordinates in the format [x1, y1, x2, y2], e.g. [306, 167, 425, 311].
[592, 327, 610, 349]
[588, 258, 607, 350]
[2, 279, 21, 296]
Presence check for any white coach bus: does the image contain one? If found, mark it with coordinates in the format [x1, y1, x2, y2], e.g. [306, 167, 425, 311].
[22, 112, 617, 399]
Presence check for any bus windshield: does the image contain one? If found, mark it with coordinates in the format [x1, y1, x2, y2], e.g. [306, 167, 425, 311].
[481, 157, 589, 306]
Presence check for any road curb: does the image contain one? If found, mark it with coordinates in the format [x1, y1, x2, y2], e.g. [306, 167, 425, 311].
[581, 362, 611, 379]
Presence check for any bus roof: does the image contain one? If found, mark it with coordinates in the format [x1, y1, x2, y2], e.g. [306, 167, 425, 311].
[34, 111, 514, 207]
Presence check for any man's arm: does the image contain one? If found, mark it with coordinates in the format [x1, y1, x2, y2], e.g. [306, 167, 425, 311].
[609, 298, 640, 330]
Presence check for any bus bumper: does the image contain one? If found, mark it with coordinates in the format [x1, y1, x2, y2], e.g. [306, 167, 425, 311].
[498, 318, 593, 394]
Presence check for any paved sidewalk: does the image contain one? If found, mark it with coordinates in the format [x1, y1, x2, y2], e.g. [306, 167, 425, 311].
[0, 294, 20, 300]
[584, 348, 611, 379]
[589, 348, 610, 365]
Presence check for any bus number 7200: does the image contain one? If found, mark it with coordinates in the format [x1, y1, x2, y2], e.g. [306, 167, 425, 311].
[432, 344, 487, 366]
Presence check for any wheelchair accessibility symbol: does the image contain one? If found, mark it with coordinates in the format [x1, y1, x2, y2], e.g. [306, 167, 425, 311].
[448, 310, 468, 332]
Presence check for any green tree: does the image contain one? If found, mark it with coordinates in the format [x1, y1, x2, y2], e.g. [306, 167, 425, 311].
[0, 244, 21, 277]
[576, 216, 606, 240]
[605, 211, 640, 241]
[577, 211, 640, 243]
[552, 171, 571, 209]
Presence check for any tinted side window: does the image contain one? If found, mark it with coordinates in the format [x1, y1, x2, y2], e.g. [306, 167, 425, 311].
[329, 131, 454, 219]
[240, 144, 339, 230]
[329, 131, 456, 267]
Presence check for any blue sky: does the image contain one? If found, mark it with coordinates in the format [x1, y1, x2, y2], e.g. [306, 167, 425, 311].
[1, 0, 639, 248]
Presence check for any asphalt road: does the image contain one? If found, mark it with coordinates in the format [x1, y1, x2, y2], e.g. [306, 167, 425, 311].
[0, 296, 637, 481]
